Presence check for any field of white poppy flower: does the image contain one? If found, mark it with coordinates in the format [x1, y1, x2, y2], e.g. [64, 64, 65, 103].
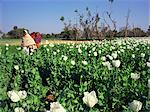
[0, 38, 150, 112]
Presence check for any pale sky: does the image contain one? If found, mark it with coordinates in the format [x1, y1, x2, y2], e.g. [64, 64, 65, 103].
[0, 0, 149, 34]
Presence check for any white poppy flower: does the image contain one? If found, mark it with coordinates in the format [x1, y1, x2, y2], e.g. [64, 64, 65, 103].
[102, 61, 112, 70]
[71, 60, 75, 65]
[78, 48, 82, 53]
[70, 46, 73, 49]
[82, 60, 88, 65]
[146, 62, 150, 67]
[132, 54, 135, 58]
[110, 46, 115, 50]
[30, 52, 33, 55]
[6, 47, 9, 50]
[109, 56, 113, 60]
[50, 102, 66, 112]
[53, 52, 57, 55]
[148, 79, 150, 88]
[98, 50, 101, 54]
[106, 55, 113, 60]
[101, 56, 106, 61]
[63, 56, 68, 61]
[82, 90, 98, 108]
[14, 65, 19, 70]
[14, 107, 25, 112]
[31, 49, 35, 53]
[21, 70, 24, 73]
[136, 48, 139, 51]
[129, 100, 142, 112]
[117, 51, 121, 54]
[120, 49, 124, 53]
[6, 43, 9, 47]
[7, 90, 20, 102]
[46, 40, 49, 44]
[131, 73, 140, 80]
[46, 48, 49, 52]
[111, 52, 117, 59]
[57, 49, 60, 52]
[112, 60, 121, 68]
[141, 53, 145, 58]
[18, 90, 27, 99]
[92, 47, 96, 51]
[44, 45, 47, 47]
[94, 52, 97, 56]
[49, 44, 54, 47]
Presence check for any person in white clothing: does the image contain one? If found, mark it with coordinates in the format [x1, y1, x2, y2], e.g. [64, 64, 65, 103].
[21, 30, 37, 53]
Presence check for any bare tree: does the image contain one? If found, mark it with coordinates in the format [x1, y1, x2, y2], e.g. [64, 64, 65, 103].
[102, 11, 117, 39]
[74, 7, 100, 40]
[125, 9, 131, 37]
[106, 12, 116, 31]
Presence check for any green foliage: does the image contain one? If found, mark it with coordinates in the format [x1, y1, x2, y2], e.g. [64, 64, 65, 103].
[7, 28, 28, 39]
[0, 38, 149, 111]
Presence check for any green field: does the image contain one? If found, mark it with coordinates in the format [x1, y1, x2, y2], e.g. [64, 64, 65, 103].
[0, 38, 150, 112]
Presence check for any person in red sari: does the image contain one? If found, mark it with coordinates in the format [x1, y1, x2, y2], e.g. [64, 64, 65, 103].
[34, 32, 41, 48]
[30, 32, 36, 39]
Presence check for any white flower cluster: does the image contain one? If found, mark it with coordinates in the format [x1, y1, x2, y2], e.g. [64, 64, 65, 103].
[101, 56, 106, 61]
[102, 61, 112, 70]
[93, 51, 97, 56]
[14, 65, 19, 70]
[129, 100, 142, 112]
[111, 52, 117, 59]
[46, 90, 98, 111]
[14, 107, 25, 112]
[6, 43, 9, 47]
[82, 60, 88, 65]
[101, 51, 121, 69]
[112, 60, 121, 68]
[140, 53, 145, 58]
[62, 55, 68, 61]
[132, 54, 135, 58]
[6, 47, 9, 50]
[146, 62, 150, 67]
[7, 90, 27, 102]
[53, 52, 57, 55]
[131, 73, 140, 80]
[78, 48, 82, 53]
[102, 59, 121, 70]
[46, 40, 49, 44]
[82, 90, 98, 108]
[50, 102, 66, 112]
[106, 55, 113, 60]
[57, 49, 60, 53]
[49, 44, 54, 47]
[71, 60, 75, 65]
